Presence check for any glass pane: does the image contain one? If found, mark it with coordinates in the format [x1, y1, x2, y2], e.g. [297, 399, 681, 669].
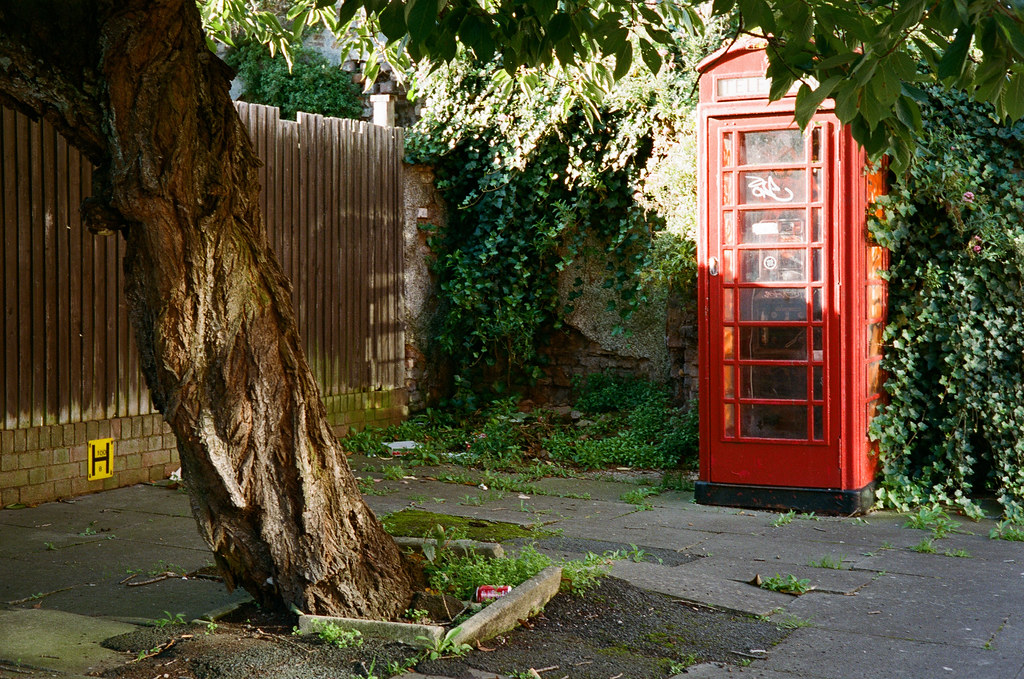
[740, 249, 806, 283]
[812, 287, 823, 321]
[740, 170, 807, 204]
[813, 365, 823, 400]
[739, 129, 805, 165]
[722, 173, 733, 206]
[812, 207, 823, 242]
[723, 211, 735, 244]
[741, 365, 807, 400]
[739, 288, 807, 322]
[723, 288, 735, 322]
[869, 246, 885, 279]
[866, 399, 879, 423]
[724, 365, 735, 399]
[811, 126, 822, 163]
[740, 209, 806, 244]
[723, 249, 734, 283]
[724, 403, 735, 437]
[813, 406, 824, 441]
[812, 249, 822, 282]
[868, 284, 885, 318]
[812, 327, 823, 362]
[812, 167, 822, 202]
[867, 359, 883, 396]
[868, 322, 884, 357]
[741, 403, 807, 440]
[722, 134, 733, 167]
[723, 326, 735, 359]
[740, 327, 807, 360]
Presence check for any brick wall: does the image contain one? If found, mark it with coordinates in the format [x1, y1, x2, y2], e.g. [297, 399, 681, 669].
[0, 389, 408, 508]
[0, 414, 178, 508]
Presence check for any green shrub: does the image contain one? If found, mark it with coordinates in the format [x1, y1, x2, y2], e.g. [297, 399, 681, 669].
[226, 43, 363, 121]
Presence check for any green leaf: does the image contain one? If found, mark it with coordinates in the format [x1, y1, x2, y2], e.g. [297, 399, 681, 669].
[379, 1, 407, 40]
[1003, 71, 1024, 121]
[405, 0, 439, 44]
[794, 76, 841, 128]
[639, 39, 662, 74]
[937, 24, 974, 79]
[613, 42, 632, 80]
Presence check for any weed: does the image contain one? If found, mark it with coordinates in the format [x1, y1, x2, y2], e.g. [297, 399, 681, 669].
[620, 486, 660, 506]
[771, 510, 796, 527]
[739, 658, 754, 667]
[79, 522, 98, 536]
[990, 521, 1024, 541]
[310, 621, 363, 648]
[403, 608, 430, 623]
[666, 654, 700, 673]
[775, 614, 813, 629]
[381, 464, 408, 480]
[419, 626, 472, 660]
[459, 494, 483, 507]
[808, 554, 845, 570]
[427, 544, 551, 599]
[851, 517, 870, 525]
[153, 611, 185, 628]
[904, 506, 960, 538]
[758, 574, 811, 595]
[943, 548, 972, 558]
[44, 542, 56, 551]
[880, 541, 895, 550]
[798, 512, 819, 521]
[386, 657, 418, 676]
[357, 477, 390, 496]
[911, 538, 937, 553]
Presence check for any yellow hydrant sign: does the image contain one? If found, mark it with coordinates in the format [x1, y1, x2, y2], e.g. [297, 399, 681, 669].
[88, 438, 114, 480]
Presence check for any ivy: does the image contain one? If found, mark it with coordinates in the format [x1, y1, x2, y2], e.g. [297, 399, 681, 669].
[870, 86, 1024, 521]
[405, 27, 725, 388]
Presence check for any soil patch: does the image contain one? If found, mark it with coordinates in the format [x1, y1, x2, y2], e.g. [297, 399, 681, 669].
[99, 578, 790, 679]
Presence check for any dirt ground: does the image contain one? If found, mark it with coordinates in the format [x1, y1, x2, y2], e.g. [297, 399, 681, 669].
[99, 577, 790, 679]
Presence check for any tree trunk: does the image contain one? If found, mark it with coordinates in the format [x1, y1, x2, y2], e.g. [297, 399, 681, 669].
[0, 0, 416, 618]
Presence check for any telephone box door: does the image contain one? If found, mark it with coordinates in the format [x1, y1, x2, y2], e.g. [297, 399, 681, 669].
[703, 114, 841, 489]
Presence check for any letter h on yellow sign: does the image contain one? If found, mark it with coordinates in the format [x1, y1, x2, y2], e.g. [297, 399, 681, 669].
[88, 438, 114, 481]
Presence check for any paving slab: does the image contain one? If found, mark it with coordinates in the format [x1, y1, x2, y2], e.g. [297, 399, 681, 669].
[0, 608, 135, 676]
[757, 626, 1024, 679]
[608, 559, 792, 617]
[682, 556, 876, 596]
[781, 572, 1011, 647]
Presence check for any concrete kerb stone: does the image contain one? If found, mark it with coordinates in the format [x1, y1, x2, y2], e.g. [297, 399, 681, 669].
[298, 613, 445, 648]
[447, 565, 562, 647]
[295, 565, 562, 650]
[392, 536, 505, 558]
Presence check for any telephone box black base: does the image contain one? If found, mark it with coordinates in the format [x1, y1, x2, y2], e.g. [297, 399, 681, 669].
[694, 481, 875, 515]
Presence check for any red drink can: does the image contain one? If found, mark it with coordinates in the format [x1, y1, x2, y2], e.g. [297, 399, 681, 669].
[475, 585, 513, 602]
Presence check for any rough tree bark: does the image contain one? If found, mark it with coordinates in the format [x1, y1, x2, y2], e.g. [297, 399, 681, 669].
[0, 0, 417, 618]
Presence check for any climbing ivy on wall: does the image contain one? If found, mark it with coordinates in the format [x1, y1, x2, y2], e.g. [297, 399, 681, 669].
[871, 87, 1024, 521]
[405, 26, 725, 389]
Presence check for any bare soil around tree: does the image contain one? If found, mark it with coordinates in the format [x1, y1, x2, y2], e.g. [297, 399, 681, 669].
[99, 576, 789, 679]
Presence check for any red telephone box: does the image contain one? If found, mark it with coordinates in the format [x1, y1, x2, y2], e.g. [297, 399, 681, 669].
[695, 41, 887, 514]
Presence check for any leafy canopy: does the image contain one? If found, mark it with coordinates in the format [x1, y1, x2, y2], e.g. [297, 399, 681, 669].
[202, 0, 1024, 170]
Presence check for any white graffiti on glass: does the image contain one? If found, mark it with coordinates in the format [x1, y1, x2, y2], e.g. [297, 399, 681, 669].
[746, 175, 794, 202]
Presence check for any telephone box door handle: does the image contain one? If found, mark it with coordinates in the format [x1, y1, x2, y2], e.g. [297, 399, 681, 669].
[708, 256, 720, 277]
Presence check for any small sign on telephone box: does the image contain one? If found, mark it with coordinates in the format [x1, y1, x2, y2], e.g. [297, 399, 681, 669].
[88, 438, 114, 480]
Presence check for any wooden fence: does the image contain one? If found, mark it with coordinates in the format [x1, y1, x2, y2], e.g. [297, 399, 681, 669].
[0, 102, 406, 505]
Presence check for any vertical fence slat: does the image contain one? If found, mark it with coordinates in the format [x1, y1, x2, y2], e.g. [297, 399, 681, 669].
[42, 123, 59, 423]
[16, 113, 32, 427]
